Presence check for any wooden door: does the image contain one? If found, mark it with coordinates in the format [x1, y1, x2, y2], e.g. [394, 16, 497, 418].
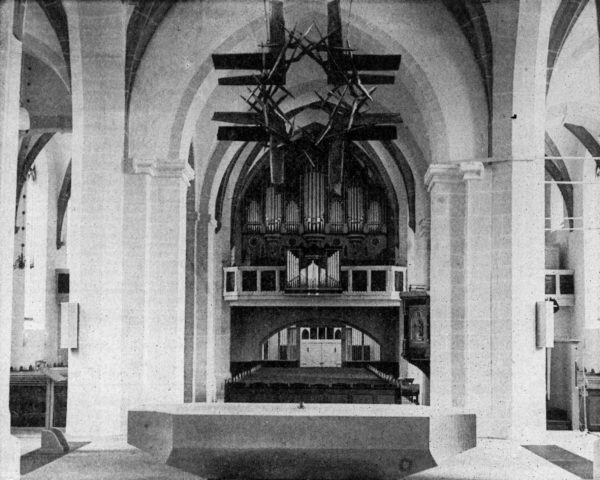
[321, 341, 341, 367]
[301, 341, 322, 367]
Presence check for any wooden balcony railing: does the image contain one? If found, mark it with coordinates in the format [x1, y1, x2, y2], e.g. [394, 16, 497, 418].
[223, 265, 407, 304]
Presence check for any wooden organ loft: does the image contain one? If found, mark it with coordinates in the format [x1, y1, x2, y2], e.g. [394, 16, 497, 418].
[224, 146, 430, 377]
[225, 150, 407, 300]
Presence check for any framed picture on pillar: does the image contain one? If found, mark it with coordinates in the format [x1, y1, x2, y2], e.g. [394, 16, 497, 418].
[408, 305, 429, 345]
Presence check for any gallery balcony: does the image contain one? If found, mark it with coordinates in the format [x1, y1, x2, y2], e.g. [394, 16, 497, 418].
[223, 265, 407, 307]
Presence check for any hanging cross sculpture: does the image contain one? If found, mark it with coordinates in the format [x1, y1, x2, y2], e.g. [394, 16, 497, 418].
[211, 0, 402, 195]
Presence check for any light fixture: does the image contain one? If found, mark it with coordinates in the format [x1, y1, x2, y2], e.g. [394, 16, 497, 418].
[14, 243, 26, 270]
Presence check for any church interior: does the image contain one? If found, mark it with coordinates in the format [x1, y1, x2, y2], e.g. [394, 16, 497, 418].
[1, 0, 600, 478]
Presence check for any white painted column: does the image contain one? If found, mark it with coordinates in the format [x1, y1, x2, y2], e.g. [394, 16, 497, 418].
[194, 214, 210, 401]
[11, 193, 26, 369]
[196, 214, 232, 403]
[213, 224, 231, 401]
[205, 217, 219, 402]
[43, 145, 60, 365]
[65, 0, 127, 437]
[0, 0, 23, 477]
[568, 163, 600, 370]
[460, 161, 494, 436]
[184, 185, 197, 403]
[486, 0, 551, 439]
[425, 165, 465, 410]
[121, 170, 150, 417]
[135, 160, 194, 405]
[488, 159, 546, 439]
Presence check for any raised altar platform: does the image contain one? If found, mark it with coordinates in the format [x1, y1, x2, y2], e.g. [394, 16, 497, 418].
[128, 403, 476, 479]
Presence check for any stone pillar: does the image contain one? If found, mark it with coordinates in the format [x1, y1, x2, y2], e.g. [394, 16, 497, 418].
[195, 213, 230, 403]
[39, 146, 60, 366]
[594, 437, 600, 480]
[0, 0, 23, 477]
[425, 165, 465, 410]
[460, 161, 494, 436]
[194, 214, 209, 401]
[11, 195, 26, 368]
[184, 181, 196, 403]
[65, 0, 127, 437]
[214, 224, 231, 401]
[121, 171, 150, 415]
[486, 0, 550, 439]
[134, 160, 194, 405]
[568, 163, 600, 370]
[489, 159, 546, 439]
[205, 217, 219, 402]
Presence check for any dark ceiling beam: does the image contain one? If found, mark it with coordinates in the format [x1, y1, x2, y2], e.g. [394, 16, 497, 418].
[545, 132, 573, 229]
[56, 160, 71, 249]
[441, 0, 493, 155]
[35, 0, 71, 84]
[546, 0, 589, 94]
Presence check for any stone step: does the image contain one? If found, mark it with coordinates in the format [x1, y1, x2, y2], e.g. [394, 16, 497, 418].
[546, 419, 572, 431]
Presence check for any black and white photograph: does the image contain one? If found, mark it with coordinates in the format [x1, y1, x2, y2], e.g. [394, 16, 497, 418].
[1, 0, 599, 478]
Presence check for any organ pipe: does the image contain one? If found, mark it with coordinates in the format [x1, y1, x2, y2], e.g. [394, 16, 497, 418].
[303, 171, 325, 233]
[286, 250, 299, 287]
[346, 185, 364, 233]
[329, 199, 344, 233]
[265, 186, 282, 233]
[367, 200, 383, 233]
[246, 199, 262, 233]
[285, 200, 300, 232]
[326, 250, 340, 282]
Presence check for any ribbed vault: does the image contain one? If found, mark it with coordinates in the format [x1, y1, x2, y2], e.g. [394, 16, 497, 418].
[35, 0, 71, 84]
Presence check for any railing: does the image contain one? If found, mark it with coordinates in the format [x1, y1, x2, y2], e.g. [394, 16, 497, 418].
[366, 365, 420, 404]
[545, 269, 575, 306]
[228, 364, 263, 384]
[223, 265, 407, 302]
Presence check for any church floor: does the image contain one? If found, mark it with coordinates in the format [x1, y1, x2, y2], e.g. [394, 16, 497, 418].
[14, 429, 598, 480]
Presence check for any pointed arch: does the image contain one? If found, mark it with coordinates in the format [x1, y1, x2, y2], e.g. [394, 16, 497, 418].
[56, 160, 71, 249]
[547, 0, 589, 93]
[35, 0, 71, 84]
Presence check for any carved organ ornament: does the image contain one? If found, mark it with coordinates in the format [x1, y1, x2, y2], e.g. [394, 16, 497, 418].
[211, 0, 402, 190]
[237, 153, 396, 268]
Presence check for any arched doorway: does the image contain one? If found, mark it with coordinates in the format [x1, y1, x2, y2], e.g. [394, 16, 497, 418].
[261, 323, 382, 367]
